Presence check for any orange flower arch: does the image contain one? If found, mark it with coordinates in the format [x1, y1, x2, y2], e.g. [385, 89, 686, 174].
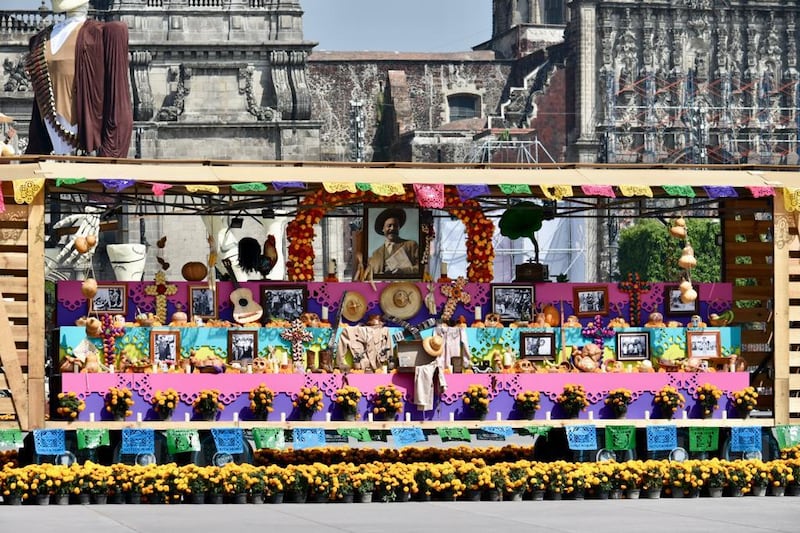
[285, 187, 494, 282]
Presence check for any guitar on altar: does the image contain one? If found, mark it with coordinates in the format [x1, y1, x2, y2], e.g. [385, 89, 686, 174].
[222, 258, 263, 324]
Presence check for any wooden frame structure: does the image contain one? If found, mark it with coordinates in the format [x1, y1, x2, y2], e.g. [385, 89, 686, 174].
[1, 159, 799, 429]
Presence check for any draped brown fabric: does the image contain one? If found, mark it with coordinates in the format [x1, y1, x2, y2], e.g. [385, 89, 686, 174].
[26, 20, 132, 157]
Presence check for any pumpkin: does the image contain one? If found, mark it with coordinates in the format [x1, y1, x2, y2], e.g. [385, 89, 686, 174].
[81, 278, 98, 299]
[541, 304, 561, 327]
[181, 261, 208, 281]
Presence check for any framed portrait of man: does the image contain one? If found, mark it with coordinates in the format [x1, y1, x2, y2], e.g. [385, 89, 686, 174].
[188, 285, 217, 321]
[520, 332, 556, 362]
[573, 286, 609, 317]
[89, 283, 127, 315]
[616, 331, 650, 361]
[363, 205, 422, 280]
[260, 284, 307, 323]
[150, 330, 180, 366]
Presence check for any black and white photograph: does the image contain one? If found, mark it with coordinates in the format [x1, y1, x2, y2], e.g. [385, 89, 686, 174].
[228, 330, 258, 363]
[364, 205, 422, 280]
[665, 285, 699, 315]
[687, 331, 721, 358]
[89, 283, 127, 315]
[616, 331, 650, 361]
[150, 330, 180, 365]
[520, 332, 556, 361]
[491, 284, 535, 323]
[189, 285, 217, 320]
[573, 286, 609, 317]
[261, 285, 308, 322]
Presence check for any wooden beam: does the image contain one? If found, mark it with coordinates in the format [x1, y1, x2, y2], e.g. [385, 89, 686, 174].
[27, 192, 45, 429]
[2, 301, 27, 319]
[773, 197, 791, 425]
[0, 253, 27, 270]
[0, 228, 27, 247]
[0, 277, 27, 295]
[0, 289, 27, 429]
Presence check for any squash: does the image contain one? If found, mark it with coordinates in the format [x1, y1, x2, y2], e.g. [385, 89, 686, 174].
[680, 288, 698, 303]
[669, 225, 687, 239]
[74, 236, 89, 254]
[181, 261, 208, 281]
[81, 278, 98, 299]
[541, 304, 561, 327]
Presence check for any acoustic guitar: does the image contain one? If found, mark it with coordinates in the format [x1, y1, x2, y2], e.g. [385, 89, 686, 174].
[222, 258, 263, 324]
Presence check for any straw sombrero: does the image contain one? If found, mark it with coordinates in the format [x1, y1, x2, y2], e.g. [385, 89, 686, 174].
[379, 282, 422, 320]
[422, 335, 444, 357]
[341, 291, 368, 323]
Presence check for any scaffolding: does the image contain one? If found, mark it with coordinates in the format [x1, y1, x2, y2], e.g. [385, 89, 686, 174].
[467, 135, 556, 164]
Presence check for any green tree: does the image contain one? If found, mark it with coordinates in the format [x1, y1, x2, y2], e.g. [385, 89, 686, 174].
[616, 219, 721, 282]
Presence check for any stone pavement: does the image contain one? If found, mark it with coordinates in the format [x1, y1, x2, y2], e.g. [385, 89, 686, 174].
[0, 498, 798, 533]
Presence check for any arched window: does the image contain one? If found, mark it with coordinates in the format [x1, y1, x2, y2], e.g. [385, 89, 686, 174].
[448, 94, 480, 122]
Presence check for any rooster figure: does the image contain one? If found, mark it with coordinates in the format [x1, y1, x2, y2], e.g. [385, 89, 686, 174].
[238, 235, 278, 278]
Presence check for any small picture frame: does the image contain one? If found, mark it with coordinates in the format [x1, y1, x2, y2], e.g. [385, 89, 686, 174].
[150, 330, 180, 366]
[260, 284, 308, 322]
[228, 330, 258, 363]
[687, 330, 721, 358]
[573, 286, 609, 317]
[665, 285, 699, 315]
[520, 331, 556, 361]
[491, 284, 535, 323]
[188, 285, 217, 321]
[616, 331, 650, 361]
[363, 205, 423, 280]
[88, 283, 127, 315]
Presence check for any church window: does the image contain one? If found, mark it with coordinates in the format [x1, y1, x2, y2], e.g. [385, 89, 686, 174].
[448, 94, 480, 122]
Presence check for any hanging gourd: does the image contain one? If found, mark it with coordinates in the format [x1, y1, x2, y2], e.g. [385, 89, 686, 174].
[678, 244, 697, 269]
[680, 286, 698, 303]
[81, 278, 98, 299]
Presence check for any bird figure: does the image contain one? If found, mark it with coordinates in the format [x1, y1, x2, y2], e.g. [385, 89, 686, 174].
[238, 235, 278, 278]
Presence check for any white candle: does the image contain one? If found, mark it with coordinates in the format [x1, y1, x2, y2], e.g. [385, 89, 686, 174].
[322, 306, 329, 320]
[152, 364, 158, 373]
[233, 412, 239, 423]
[136, 412, 142, 422]
[185, 365, 191, 374]
[247, 364, 253, 374]
[449, 412, 455, 421]
[328, 260, 336, 276]
[496, 412, 502, 421]
[89, 413, 95, 422]
[588, 411, 594, 420]
[109, 366, 114, 374]
[326, 412, 332, 422]
[184, 413, 190, 422]
[644, 410, 650, 420]
[405, 412, 411, 422]
[682, 410, 688, 420]
[441, 262, 448, 276]
[722, 411, 728, 420]
[281, 352, 288, 366]
[280, 412, 286, 422]
[368, 412, 374, 422]
[545, 411, 551, 420]
[475, 307, 482, 320]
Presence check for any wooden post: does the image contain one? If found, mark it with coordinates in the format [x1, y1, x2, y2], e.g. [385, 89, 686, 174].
[27, 190, 46, 429]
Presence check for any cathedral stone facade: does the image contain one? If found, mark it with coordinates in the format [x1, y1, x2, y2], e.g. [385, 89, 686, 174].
[0, 1, 798, 165]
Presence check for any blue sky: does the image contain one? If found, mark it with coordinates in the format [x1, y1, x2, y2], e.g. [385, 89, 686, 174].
[7, 0, 492, 52]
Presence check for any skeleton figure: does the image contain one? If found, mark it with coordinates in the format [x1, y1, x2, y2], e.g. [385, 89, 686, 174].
[47, 206, 102, 279]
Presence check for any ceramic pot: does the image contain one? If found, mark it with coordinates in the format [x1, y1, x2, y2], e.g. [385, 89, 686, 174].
[626, 489, 640, 499]
[127, 492, 142, 504]
[92, 494, 108, 505]
[339, 493, 354, 504]
[268, 492, 284, 504]
[190, 493, 206, 504]
[357, 491, 373, 503]
[531, 490, 545, 501]
[770, 485, 786, 497]
[53, 493, 70, 505]
[35, 494, 50, 506]
[207, 493, 224, 504]
[232, 493, 248, 504]
[4, 495, 22, 505]
[751, 485, 767, 497]
[251, 494, 264, 504]
[708, 487, 724, 498]
[464, 489, 481, 502]
[485, 489, 501, 502]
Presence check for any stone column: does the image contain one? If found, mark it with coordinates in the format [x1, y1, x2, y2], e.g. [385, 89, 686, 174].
[570, 0, 600, 162]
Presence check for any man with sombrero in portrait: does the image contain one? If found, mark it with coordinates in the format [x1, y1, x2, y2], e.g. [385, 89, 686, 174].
[367, 207, 420, 276]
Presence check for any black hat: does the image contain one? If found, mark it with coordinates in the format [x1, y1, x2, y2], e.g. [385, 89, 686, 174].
[374, 207, 406, 235]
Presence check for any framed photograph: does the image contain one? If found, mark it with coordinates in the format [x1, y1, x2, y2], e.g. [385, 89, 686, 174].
[228, 330, 258, 363]
[363, 205, 422, 280]
[188, 285, 217, 321]
[616, 331, 651, 361]
[150, 330, 180, 365]
[88, 283, 127, 315]
[665, 285, 699, 315]
[520, 331, 556, 361]
[573, 286, 609, 317]
[491, 284, 535, 323]
[687, 330, 721, 358]
[260, 284, 308, 322]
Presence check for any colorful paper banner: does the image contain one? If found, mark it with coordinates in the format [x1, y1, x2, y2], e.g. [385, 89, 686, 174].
[480, 425, 514, 438]
[272, 182, 306, 190]
[33, 429, 66, 456]
[120, 429, 155, 455]
[292, 428, 326, 450]
[580, 185, 615, 198]
[619, 185, 653, 197]
[566, 425, 597, 451]
[523, 426, 553, 438]
[499, 184, 532, 195]
[774, 425, 800, 450]
[231, 182, 268, 192]
[662, 185, 696, 197]
[76, 429, 110, 450]
[605, 425, 636, 451]
[704, 186, 738, 198]
[98, 178, 135, 192]
[211, 428, 244, 455]
[646, 425, 677, 451]
[436, 427, 471, 442]
[371, 183, 405, 196]
[391, 427, 426, 447]
[54, 178, 87, 186]
[746, 186, 774, 198]
[456, 184, 490, 202]
[252, 428, 285, 450]
[165, 429, 201, 454]
[185, 184, 219, 193]
[413, 183, 444, 208]
[540, 185, 573, 201]
[336, 428, 373, 442]
[0, 429, 24, 450]
[151, 183, 172, 196]
[12, 178, 44, 204]
[323, 182, 358, 193]
[730, 427, 762, 453]
[688, 427, 719, 452]
[783, 188, 800, 212]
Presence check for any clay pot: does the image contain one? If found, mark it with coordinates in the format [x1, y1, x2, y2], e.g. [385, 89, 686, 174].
[181, 262, 208, 281]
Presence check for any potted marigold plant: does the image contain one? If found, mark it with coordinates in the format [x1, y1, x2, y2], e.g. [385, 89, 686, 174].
[514, 390, 541, 420]
[150, 388, 179, 420]
[605, 388, 632, 418]
[293, 385, 324, 421]
[56, 391, 85, 421]
[556, 384, 589, 418]
[333, 385, 362, 421]
[694, 382, 722, 418]
[193, 389, 224, 421]
[462, 384, 490, 420]
[654, 385, 685, 419]
[372, 384, 403, 420]
[105, 386, 134, 421]
[732, 386, 759, 418]
[248, 383, 275, 420]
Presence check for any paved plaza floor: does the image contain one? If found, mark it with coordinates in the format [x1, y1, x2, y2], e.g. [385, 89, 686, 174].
[0, 498, 798, 533]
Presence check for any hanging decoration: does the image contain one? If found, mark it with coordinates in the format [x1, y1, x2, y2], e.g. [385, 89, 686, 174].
[55, 178, 86, 186]
[662, 185, 696, 197]
[185, 184, 219, 194]
[747, 186, 774, 198]
[498, 184, 532, 195]
[617, 272, 651, 326]
[144, 270, 178, 323]
[323, 182, 358, 193]
[272, 182, 306, 190]
[619, 185, 653, 197]
[783, 188, 800, 212]
[456, 184, 489, 202]
[280, 319, 313, 372]
[413, 183, 444, 209]
[98, 178, 135, 192]
[704, 186, 738, 198]
[440, 276, 471, 322]
[370, 183, 405, 196]
[540, 185, 573, 201]
[0, 188, 4, 213]
[151, 183, 172, 196]
[669, 217, 697, 304]
[231, 182, 268, 192]
[580, 185, 615, 198]
[12, 178, 44, 204]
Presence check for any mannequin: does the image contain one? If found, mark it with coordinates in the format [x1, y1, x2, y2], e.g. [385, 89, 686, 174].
[25, 0, 132, 157]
